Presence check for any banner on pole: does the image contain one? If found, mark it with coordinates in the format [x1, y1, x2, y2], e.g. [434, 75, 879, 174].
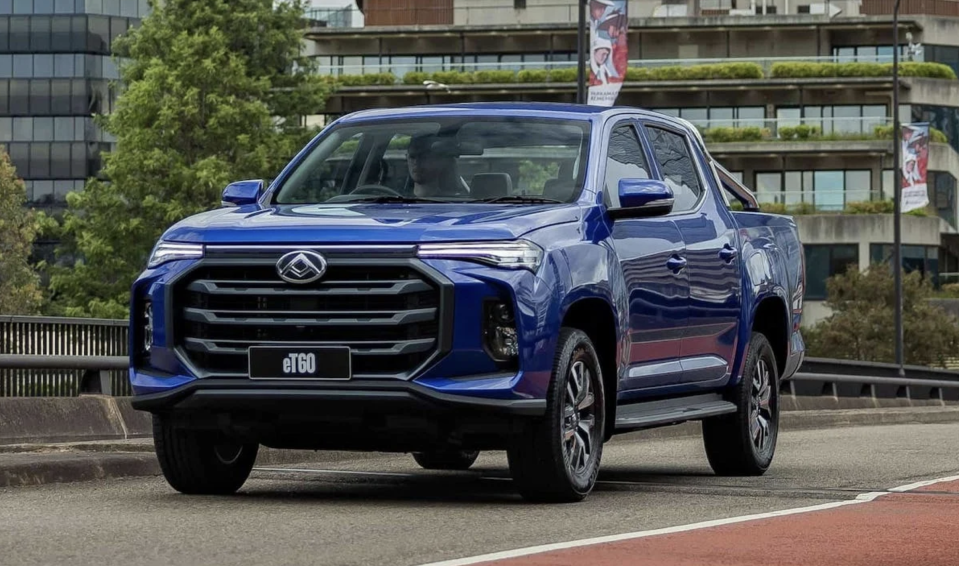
[587, 0, 627, 107]
[901, 122, 930, 213]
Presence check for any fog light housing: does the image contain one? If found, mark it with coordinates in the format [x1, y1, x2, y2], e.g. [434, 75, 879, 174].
[484, 300, 518, 362]
[143, 301, 154, 353]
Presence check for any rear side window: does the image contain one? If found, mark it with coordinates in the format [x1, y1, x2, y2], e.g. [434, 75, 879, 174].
[603, 123, 650, 208]
[645, 126, 703, 212]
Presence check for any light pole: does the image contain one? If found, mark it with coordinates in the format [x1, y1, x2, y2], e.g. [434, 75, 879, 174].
[576, 0, 586, 104]
[892, 0, 904, 375]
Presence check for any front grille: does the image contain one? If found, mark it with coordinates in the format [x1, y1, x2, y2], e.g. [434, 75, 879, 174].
[173, 261, 443, 378]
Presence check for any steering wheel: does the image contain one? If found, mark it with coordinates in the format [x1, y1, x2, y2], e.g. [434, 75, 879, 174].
[350, 185, 401, 196]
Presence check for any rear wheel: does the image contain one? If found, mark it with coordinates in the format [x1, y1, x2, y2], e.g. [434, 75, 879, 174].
[507, 328, 605, 503]
[153, 415, 258, 495]
[702, 331, 779, 476]
[412, 450, 479, 470]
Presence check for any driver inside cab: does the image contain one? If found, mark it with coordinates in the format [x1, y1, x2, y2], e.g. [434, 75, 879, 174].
[406, 134, 471, 198]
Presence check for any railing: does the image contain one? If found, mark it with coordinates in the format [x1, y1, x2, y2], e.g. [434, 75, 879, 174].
[315, 54, 901, 78]
[693, 116, 893, 138]
[0, 316, 129, 397]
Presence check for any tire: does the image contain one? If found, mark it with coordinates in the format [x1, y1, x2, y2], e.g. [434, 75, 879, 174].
[507, 328, 605, 503]
[153, 414, 258, 495]
[412, 450, 480, 470]
[702, 331, 779, 476]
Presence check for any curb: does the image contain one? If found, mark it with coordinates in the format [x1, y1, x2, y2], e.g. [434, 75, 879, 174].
[0, 396, 151, 446]
[3, 407, 959, 489]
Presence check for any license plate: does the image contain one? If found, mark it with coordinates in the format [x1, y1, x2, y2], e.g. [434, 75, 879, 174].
[248, 346, 351, 380]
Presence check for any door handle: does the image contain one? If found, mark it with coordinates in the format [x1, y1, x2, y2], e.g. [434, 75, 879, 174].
[720, 244, 738, 263]
[666, 255, 687, 272]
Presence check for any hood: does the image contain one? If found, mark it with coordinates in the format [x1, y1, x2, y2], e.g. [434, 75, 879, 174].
[162, 203, 581, 245]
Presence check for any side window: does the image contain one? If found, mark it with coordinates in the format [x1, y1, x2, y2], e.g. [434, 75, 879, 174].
[645, 126, 704, 213]
[603, 123, 650, 208]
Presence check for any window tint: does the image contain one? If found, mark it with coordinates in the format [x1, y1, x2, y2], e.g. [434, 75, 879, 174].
[646, 126, 703, 212]
[603, 123, 649, 208]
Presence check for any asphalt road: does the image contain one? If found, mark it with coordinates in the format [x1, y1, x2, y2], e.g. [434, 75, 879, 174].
[2, 422, 958, 566]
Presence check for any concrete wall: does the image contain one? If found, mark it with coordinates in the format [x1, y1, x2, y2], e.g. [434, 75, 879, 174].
[797, 214, 953, 325]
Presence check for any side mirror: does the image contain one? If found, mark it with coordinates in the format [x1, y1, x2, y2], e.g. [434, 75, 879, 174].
[609, 178, 674, 219]
[221, 179, 264, 207]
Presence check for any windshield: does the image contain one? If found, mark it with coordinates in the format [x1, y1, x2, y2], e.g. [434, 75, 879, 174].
[272, 117, 591, 205]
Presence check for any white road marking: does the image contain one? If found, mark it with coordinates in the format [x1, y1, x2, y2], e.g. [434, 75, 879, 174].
[413, 474, 959, 566]
[254, 467, 416, 478]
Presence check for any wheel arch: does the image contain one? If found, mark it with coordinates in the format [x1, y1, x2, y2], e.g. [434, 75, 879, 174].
[561, 296, 621, 440]
[750, 294, 789, 379]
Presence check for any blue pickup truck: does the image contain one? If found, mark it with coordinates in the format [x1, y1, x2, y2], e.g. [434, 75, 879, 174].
[130, 103, 805, 502]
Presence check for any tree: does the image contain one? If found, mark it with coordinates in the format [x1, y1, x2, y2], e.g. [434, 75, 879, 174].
[50, 0, 330, 318]
[0, 148, 42, 315]
[803, 265, 959, 367]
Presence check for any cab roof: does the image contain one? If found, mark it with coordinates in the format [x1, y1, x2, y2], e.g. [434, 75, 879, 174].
[337, 102, 689, 128]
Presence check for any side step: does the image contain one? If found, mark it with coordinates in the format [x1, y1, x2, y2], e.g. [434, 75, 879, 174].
[614, 393, 737, 432]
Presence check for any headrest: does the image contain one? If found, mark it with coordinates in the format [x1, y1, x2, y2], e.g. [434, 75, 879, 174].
[471, 173, 513, 200]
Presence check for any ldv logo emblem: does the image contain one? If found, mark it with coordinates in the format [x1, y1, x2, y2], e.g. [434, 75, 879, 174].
[276, 250, 328, 284]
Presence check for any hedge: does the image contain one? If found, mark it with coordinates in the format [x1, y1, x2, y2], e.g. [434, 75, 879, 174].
[770, 61, 957, 80]
[625, 62, 764, 81]
[701, 126, 768, 142]
[336, 72, 397, 86]
[873, 125, 949, 144]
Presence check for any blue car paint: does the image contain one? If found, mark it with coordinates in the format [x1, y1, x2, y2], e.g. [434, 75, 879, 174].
[130, 103, 804, 419]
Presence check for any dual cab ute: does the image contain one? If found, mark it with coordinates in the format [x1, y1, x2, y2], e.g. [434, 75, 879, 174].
[131, 103, 805, 502]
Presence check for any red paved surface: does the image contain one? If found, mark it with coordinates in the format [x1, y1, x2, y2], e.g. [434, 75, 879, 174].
[488, 480, 959, 566]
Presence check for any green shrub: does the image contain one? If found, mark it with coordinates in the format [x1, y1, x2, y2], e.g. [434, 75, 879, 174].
[337, 72, 396, 86]
[900, 62, 958, 80]
[788, 201, 818, 215]
[431, 70, 473, 84]
[402, 71, 429, 85]
[758, 202, 787, 214]
[906, 207, 929, 217]
[778, 125, 822, 140]
[517, 69, 549, 83]
[701, 126, 768, 143]
[873, 125, 949, 144]
[473, 70, 516, 83]
[845, 200, 895, 214]
[771, 61, 957, 80]
[625, 62, 763, 82]
[803, 265, 959, 366]
[548, 68, 578, 82]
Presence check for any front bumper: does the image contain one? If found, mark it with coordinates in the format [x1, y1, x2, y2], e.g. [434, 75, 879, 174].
[130, 376, 546, 416]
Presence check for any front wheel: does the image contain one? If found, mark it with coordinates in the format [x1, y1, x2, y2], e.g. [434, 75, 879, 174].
[507, 328, 605, 503]
[153, 415, 258, 495]
[702, 331, 779, 476]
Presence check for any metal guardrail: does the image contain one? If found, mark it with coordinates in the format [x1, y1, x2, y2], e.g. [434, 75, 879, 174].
[0, 316, 129, 397]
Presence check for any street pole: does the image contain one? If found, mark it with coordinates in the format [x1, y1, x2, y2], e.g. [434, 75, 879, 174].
[577, 0, 586, 104]
[892, 0, 905, 376]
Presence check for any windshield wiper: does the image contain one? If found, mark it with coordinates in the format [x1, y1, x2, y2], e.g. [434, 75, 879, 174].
[474, 195, 565, 204]
[344, 195, 450, 204]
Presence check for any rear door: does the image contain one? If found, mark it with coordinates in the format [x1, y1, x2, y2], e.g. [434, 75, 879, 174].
[604, 119, 689, 395]
[641, 122, 742, 385]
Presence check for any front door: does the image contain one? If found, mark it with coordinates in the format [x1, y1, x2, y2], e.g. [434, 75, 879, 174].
[604, 121, 689, 397]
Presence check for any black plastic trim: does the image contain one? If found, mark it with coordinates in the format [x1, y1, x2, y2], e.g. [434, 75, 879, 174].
[131, 377, 545, 416]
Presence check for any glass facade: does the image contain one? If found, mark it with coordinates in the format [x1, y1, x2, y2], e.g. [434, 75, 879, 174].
[775, 105, 887, 135]
[656, 107, 765, 128]
[313, 52, 577, 75]
[0, 3, 143, 212]
[870, 244, 941, 286]
[804, 244, 859, 300]
[755, 169, 872, 210]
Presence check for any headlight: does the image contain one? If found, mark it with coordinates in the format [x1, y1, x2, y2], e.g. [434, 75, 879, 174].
[417, 240, 543, 271]
[147, 241, 203, 268]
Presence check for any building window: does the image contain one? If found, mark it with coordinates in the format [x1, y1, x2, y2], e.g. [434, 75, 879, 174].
[804, 245, 859, 300]
[831, 45, 913, 63]
[656, 106, 764, 129]
[514, 0, 527, 8]
[775, 105, 887, 135]
[870, 244, 941, 286]
[754, 170, 872, 210]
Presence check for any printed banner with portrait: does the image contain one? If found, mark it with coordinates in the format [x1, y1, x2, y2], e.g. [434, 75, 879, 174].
[901, 123, 930, 213]
[587, 0, 627, 107]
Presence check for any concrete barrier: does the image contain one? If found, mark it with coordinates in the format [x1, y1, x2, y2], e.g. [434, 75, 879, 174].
[0, 396, 151, 446]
